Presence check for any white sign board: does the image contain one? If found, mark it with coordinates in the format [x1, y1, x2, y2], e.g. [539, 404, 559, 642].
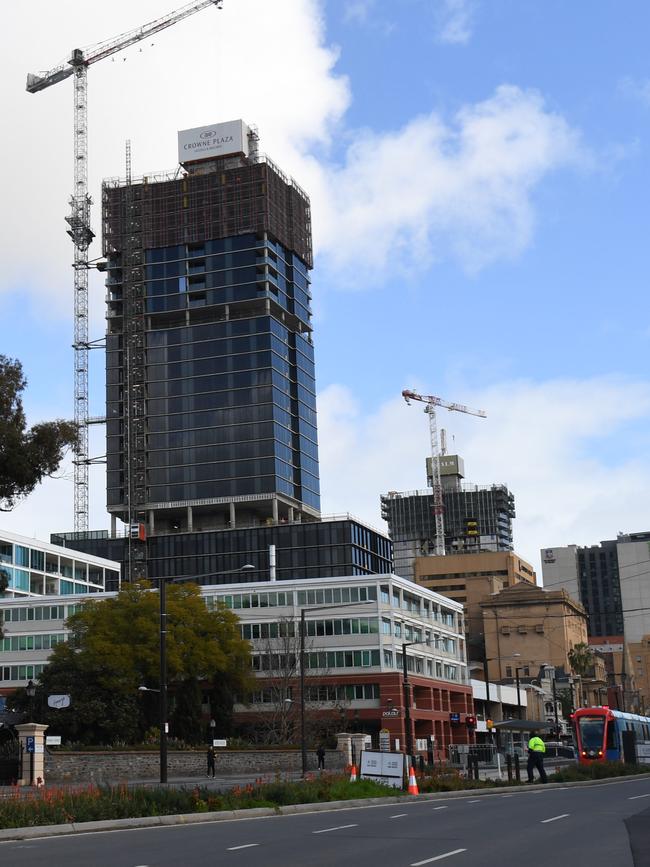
[45, 736, 62, 746]
[48, 694, 71, 709]
[178, 120, 249, 164]
[213, 739, 227, 747]
[360, 750, 405, 789]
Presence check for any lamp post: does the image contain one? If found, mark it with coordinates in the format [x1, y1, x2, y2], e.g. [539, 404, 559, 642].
[154, 564, 255, 785]
[514, 667, 524, 719]
[401, 640, 428, 765]
[25, 679, 36, 722]
[298, 600, 374, 776]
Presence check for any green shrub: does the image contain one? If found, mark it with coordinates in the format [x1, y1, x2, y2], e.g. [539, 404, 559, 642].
[549, 761, 649, 782]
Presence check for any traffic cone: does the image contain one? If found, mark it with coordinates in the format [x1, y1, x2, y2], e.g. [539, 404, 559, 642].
[407, 765, 419, 795]
[350, 763, 358, 782]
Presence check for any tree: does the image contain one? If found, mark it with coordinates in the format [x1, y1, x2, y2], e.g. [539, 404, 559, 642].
[23, 581, 252, 745]
[0, 354, 78, 511]
[568, 643, 595, 678]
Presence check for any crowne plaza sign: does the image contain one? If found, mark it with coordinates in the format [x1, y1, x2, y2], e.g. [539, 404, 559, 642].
[178, 119, 250, 163]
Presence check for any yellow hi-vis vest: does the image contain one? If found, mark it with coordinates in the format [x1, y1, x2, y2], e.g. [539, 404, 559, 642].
[528, 736, 546, 753]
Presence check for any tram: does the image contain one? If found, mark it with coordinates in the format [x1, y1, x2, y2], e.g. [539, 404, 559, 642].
[573, 706, 650, 764]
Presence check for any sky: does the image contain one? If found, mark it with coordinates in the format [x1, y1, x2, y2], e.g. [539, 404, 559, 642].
[1, 0, 649, 575]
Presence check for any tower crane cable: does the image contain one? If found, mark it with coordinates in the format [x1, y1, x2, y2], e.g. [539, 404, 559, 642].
[25, 0, 225, 533]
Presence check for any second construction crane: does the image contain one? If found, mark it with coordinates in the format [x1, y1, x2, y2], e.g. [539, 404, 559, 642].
[402, 389, 487, 557]
[26, 0, 225, 533]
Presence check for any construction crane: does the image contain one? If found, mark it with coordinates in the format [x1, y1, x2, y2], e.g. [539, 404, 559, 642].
[402, 389, 487, 558]
[26, 0, 224, 533]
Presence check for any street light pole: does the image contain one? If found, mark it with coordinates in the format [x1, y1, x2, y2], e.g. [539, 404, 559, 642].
[402, 642, 415, 764]
[159, 576, 168, 784]
[156, 564, 255, 785]
[300, 607, 307, 776]
[515, 667, 522, 719]
[298, 600, 374, 776]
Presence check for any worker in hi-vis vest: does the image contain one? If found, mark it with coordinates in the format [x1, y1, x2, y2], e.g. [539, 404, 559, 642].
[527, 730, 548, 784]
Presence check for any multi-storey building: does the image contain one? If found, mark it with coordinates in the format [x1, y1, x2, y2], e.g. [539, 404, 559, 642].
[55, 120, 394, 584]
[480, 582, 588, 683]
[414, 550, 536, 658]
[0, 575, 473, 756]
[0, 530, 119, 599]
[381, 453, 515, 581]
[0, 530, 120, 701]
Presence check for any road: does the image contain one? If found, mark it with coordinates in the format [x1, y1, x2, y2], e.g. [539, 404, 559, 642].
[2, 776, 650, 867]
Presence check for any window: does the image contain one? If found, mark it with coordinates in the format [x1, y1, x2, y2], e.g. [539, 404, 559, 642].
[505, 666, 513, 678]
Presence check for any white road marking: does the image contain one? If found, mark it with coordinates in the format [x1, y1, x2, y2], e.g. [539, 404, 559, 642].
[541, 814, 570, 824]
[629, 793, 650, 800]
[226, 844, 259, 851]
[467, 799, 481, 803]
[501, 794, 513, 798]
[390, 813, 408, 818]
[432, 805, 448, 810]
[411, 849, 467, 865]
[312, 823, 358, 834]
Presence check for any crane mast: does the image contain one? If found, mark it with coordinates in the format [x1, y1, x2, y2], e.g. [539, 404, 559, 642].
[402, 389, 487, 557]
[26, 0, 224, 532]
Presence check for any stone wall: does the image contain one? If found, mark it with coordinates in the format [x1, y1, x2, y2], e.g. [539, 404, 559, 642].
[45, 749, 345, 784]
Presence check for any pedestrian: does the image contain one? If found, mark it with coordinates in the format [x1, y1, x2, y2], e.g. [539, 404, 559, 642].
[527, 730, 547, 784]
[207, 744, 216, 778]
[316, 744, 326, 771]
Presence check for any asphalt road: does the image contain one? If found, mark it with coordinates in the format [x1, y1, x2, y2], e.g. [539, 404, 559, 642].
[3, 776, 650, 867]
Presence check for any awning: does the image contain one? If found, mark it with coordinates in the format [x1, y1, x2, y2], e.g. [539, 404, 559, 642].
[491, 719, 554, 732]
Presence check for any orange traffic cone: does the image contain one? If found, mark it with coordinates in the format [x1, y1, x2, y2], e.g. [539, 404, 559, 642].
[407, 766, 419, 795]
[350, 764, 358, 782]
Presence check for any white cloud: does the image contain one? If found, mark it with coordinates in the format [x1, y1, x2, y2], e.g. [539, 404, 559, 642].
[309, 85, 583, 280]
[317, 376, 650, 575]
[0, 0, 350, 323]
[434, 0, 477, 45]
[1, 2, 584, 320]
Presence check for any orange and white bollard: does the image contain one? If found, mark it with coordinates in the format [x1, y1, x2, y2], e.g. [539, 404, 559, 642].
[350, 764, 358, 782]
[407, 766, 419, 795]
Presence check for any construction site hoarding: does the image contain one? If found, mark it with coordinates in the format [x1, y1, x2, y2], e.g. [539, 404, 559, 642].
[178, 119, 250, 163]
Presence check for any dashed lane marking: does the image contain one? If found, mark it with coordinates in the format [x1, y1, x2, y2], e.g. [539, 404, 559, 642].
[411, 848, 468, 865]
[390, 813, 408, 818]
[312, 824, 358, 834]
[432, 805, 448, 811]
[541, 814, 570, 824]
[227, 844, 259, 851]
[629, 793, 650, 800]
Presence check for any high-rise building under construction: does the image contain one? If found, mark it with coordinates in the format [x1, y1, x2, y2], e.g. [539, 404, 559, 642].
[102, 121, 319, 575]
[381, 453, 515, 581]
[55, 121, 392, 584]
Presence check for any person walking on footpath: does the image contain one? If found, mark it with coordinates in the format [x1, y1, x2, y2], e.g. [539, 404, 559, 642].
[527, 730, 547, 783]
[316, 744, 326, 771]
[207, 744, 216, 778]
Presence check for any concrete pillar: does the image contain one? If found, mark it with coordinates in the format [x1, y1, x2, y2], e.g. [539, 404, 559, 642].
[351, 733, 370, 764]
[288, 506, 294, 523]
[15, 723, 48, 787]
[272, 497, 279, 524]
[110, 514, 117, 537]
[336, 733, 353, 765]
[187, 506, 193, 532]
[148, 510, 155, 536]
[229, 502, 236, 528]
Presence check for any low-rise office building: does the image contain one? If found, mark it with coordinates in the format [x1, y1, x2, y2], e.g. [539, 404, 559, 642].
[0, 574, 473, 756]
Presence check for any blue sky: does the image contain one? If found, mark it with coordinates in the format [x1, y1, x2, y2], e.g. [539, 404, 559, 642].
[1, 0, 649, 572]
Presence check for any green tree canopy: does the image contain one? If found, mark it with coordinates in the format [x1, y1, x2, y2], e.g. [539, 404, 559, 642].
[0, 354, 78, 511]
[25, 581, 251, 745]
[568, 642, 595, 678]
